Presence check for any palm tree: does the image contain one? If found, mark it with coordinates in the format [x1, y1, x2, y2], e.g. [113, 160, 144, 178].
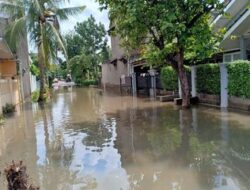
[0, 0, 85, 101]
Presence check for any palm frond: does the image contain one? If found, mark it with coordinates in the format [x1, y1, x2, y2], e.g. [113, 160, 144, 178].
[5, 16, 27, 50]
[0, 1, 24, 19]
[47, 21, 68, 59]
[33, 0, 44, 14]
[55, 6, 85, 20]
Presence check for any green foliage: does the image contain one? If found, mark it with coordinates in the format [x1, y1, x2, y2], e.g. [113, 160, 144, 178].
[68, 54, 99, 85]
[65, 15, 109, 59]
[197, 64, 220, 95]
[31, 90, 40, 102]
[160, 66, 190, 91]
[82, 80, 98, 87]
[97, 0, 224, 66]
[30, 53, 40, 76]
[0, 0, 85, 101]
[227, 60, 250, 98]
[2, 103, 16, 115]
[64, 15, 110, 84]
[97, 0, 224, 107]
[30, 63, 40, 76]
[160, 66, 178, 91]
[31, 87, 50, 102]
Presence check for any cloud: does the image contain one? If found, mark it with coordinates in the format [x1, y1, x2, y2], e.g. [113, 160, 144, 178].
[60, 0, 110, 34]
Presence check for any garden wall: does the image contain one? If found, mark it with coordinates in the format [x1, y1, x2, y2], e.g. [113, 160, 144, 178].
[194, 61, 250, 110]
[0, 78, 20, 114]
[227, 60, 250, 111]
[160, 66, 191, 96]
[196, 64, 220, 105]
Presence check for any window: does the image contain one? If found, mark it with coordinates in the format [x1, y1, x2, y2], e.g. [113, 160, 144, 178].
[223, 52, 241, 63]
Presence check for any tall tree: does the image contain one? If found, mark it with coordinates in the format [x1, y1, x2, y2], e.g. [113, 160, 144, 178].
[65, 15, 110, 83]
[0, 0, 85, 102]
[97, 0, 224, 108]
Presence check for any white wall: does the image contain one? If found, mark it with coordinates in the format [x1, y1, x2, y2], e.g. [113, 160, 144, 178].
[0, 79, 20, 114]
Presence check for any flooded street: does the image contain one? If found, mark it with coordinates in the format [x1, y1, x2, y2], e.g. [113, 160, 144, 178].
[1, 88, 250, 190]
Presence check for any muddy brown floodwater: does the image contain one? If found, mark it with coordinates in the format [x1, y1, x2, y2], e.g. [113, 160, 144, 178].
[1, 88, 250, 190]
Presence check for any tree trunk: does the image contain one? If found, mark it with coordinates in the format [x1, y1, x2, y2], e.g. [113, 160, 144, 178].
[175, 50, 191, 108]
[38, 46, 46, 102]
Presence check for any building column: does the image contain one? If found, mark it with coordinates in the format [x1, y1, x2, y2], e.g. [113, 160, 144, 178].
[191, 66, 197, 97]
[220, 63, 228, 108]
[178, 78, 182, 98]
[148, 69, 156, 98]
[131, 72, 137, 96]
[240, 36, 247, 60]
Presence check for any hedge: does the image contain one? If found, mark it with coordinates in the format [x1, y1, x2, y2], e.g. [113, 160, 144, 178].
[160, 66, 178, 91]
[197, 64, 220, 95]
[160, 66, 191, 91]
[76, 79, 98, 87]
[227, 60, 250, 99]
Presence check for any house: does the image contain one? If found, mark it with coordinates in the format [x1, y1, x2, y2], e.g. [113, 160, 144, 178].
[101, 29, 157, 96]
[0, 16, 31, 113]
[102, 1, 250, 109]
[212, 0, 250, 62]
[101, 34, 129, 90]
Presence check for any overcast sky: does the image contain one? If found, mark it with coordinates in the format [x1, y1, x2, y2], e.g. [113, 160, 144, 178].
[61, 0, 110, 34]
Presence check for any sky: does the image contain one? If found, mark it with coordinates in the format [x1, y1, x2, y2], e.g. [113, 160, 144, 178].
[61, 0, 110, 35]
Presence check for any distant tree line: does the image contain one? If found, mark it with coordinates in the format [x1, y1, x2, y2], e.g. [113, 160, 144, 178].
[64, 15, 110, 86]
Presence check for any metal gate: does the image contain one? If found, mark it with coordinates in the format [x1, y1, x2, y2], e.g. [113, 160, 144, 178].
[120, 76, 132, 95]
[136, 75, 151, 95]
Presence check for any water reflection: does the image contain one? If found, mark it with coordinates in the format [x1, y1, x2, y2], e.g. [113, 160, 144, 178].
[0, 88, 250, 190]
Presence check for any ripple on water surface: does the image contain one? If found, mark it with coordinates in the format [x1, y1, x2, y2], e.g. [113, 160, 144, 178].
[0, 88, 250, 190]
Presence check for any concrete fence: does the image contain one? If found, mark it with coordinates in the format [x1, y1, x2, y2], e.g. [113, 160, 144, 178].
[0, 78, 20, 114]
[190, 64, 250, 111]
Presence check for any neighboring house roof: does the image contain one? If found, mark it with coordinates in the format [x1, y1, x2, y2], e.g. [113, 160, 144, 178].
[213, 0, 250, 31]
[213, 0, 250, 51]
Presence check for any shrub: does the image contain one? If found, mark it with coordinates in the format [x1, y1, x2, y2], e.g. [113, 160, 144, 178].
[160, 66, 178, 91]
[196, 64, 220, 95]
[227, 60, 250, 99]
[160, 66, 191, 91]
[31, 90, 39, 102]
[30, 63, 40, 76]
[2, 103, 16, 115]
[75, 79, 98, 87]
[82, 80, 98, 86]
[31, 87, 50, 102]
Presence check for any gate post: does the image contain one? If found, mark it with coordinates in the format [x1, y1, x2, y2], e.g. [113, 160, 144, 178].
[191, 66, 197, 97]
[220, 63, 228, 108]
[149, 69, 156, 98]
[131, 72, 137, 96]
[178, 78, 182, 98]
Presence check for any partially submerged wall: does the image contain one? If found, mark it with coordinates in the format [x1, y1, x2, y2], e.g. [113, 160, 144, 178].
[192, 61, 250, 111]
[0, 17, 31, 100]
[0, 78, 20, 114]
[101, 61, 128, 88]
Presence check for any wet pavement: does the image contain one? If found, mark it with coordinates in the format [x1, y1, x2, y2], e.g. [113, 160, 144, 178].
[0, 88, 250, 190]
